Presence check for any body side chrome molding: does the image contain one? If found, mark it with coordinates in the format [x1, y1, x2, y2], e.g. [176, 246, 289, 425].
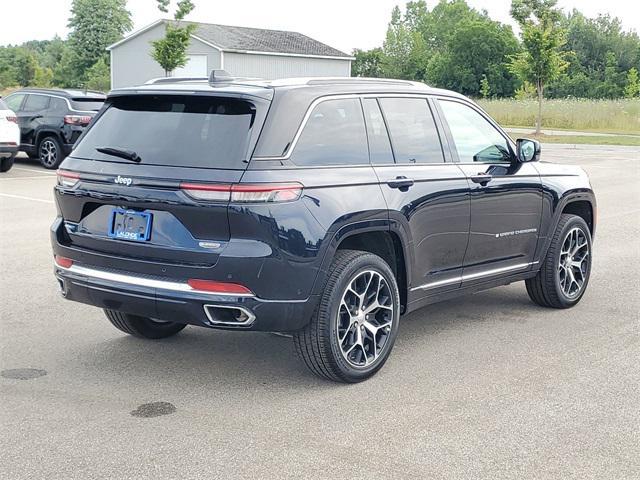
[410, 261, 538, 292]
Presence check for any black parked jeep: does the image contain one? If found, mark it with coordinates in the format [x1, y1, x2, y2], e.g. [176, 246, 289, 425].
[4, 88, 105, 169]
[51, 75, 596, 382]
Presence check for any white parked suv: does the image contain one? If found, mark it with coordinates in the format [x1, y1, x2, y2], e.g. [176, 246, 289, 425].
[0, 98, 20, 172]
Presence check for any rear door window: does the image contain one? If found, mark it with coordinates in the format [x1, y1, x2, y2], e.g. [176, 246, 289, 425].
[379, 98, 444, 164]
[22, 94, 50, 112]
[362, 98, 394, 164]
[72, 95, 257, 169]
[291, 98, 368, 166]
[4, 94, 25, 111]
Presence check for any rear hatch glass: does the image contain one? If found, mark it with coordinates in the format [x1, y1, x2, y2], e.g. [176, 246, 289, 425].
[72, 95, 257, 169]
[70, 98, 105, 111]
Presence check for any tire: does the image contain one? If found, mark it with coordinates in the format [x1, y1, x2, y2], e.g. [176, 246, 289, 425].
[526, 214, 592, 308]
[38, 135, 66, 169]
[0, 155, 14, 172]
[104, 310, 187, 339]
[293, 250, 401, 383]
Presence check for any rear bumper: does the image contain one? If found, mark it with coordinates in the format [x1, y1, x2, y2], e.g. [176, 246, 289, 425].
[0, 144, 17, 158]
[53, 262, 316, 332]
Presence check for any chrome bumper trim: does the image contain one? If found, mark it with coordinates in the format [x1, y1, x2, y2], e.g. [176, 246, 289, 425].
[56, 263, 255, 298]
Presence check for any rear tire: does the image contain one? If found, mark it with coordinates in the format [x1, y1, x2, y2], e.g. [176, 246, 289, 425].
[104, 310, 187, 339]
[38, 135, 65, 169]
[0, 154, 14, 172]
[526, 214, 592, 308]
[293, 250, 400, 383]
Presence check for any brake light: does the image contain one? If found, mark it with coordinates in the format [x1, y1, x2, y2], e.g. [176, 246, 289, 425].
[180, 183, 231, 202]
[6, 115, 17, 124]
[56, 170, 80, 188]
[64, 115, 92, 126]
[54, 255, 73, 268]
[180, 182, 303, 203]
[187, 279, 253, 295]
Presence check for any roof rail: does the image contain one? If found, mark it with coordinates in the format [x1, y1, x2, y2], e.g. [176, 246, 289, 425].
[144, 76, 208, 85]
[305, 77, 426, 87]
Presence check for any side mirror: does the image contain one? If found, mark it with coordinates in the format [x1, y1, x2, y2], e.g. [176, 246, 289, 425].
[516, 138, 541, 163]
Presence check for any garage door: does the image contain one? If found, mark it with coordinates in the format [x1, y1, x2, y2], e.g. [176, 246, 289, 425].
[174, 55, 208, 77]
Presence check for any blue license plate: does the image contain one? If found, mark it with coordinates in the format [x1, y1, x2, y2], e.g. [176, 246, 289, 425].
[108, 209, 152, 242]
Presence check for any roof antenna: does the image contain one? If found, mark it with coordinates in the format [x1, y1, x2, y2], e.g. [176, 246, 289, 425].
[209, 69, 233, 83]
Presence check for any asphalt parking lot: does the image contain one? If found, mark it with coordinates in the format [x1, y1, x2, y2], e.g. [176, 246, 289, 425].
[1, 145, 638, 479]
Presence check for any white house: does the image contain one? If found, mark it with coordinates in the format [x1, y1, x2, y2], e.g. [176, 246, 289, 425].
[107, 20, 354, 88]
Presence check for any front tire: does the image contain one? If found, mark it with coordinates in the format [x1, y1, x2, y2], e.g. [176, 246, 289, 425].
[104, 310, 187, 339]
[294, 250, 401, 383]
[526, 214, 592, 308]
[38, 135, 65, 169]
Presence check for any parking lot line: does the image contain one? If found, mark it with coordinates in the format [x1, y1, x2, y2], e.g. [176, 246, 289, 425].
[12, 166, 57, 175]
[0, 192, 54, 204]
[0, 175, 56, 181]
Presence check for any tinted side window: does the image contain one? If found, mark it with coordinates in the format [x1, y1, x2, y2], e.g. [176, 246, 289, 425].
[49, 97, 68, 114]
[362, 98, 394, 164]
[23, 94, 50, 112]
[439, 100, 512, 164]
[4, 94, 25, 111]
[291, 98, 368, 166]
[379, 98, 444, 164]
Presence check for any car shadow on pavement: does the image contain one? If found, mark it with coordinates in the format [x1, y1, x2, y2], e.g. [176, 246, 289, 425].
[70, 285, 541, 391]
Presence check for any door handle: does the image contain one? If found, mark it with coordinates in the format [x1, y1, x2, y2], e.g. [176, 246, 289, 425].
[470, 173, 492, 186]
[387, 176, 415, 190]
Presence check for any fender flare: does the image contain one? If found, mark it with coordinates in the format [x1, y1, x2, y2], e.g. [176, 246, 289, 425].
[537, 189, 596, 262]
[35, 129, 64, 150]
[308, 219, 413, 299]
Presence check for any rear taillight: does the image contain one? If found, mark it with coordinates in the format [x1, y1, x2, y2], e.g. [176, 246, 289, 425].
[6, 115, 17, 124]
[180, 182, 303, 203]
[54, 255, 73, 268]
[56, 170, 80, 188]
[64, 115, 92, 126]
[187, 279, 253, 295]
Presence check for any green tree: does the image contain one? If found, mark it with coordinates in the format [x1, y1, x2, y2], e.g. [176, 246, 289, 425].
[379, 1, 519, 96]
[382, 6, 428, 80]
[549, 11, 640, 98]
[509, 0, 569, 133]
[480, 75, 491, 98]
[34, 66, 54, 87]
[625, 68, 640, 98]
[68, 0, 132, 76]
[14, 49, 38, 86]
[151, 0, 196, 76]
[351, 48, 385, 77]
[85, 57, 111, 91]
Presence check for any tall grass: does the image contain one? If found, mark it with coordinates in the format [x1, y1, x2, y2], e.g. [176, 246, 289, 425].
[476, 98, 640, 134]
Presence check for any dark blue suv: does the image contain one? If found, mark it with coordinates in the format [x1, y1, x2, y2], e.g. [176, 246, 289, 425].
[51, 75, 596, 382]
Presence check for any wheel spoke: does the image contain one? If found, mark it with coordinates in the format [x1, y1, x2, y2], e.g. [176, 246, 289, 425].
[336, 270, 395, 368]
[558, 226, 590, 298]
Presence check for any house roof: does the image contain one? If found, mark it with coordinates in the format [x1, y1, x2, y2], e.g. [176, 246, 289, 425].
[107, 20, 353, 60]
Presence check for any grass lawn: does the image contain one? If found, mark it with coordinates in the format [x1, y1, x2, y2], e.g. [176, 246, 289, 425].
[522, 133, 640, 146]
[477, 98, 640, 135]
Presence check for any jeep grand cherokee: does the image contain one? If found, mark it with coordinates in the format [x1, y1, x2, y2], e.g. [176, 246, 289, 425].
[51, 74, 596, 382]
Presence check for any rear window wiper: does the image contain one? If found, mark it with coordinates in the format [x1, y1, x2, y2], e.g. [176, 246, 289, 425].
[96, 147, 142, 163]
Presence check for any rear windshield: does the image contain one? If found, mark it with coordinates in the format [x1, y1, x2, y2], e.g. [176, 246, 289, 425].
[70, 98, 105, 111]
[73, 95, 256, 169]
[0, 99, 7, 110]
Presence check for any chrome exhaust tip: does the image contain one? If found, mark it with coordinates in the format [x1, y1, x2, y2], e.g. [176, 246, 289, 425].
[203, 304, 255, 327]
